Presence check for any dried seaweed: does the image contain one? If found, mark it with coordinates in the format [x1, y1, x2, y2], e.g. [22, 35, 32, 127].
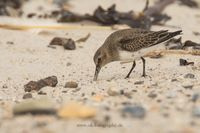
[24, 76, 58, 92]
[179, 58, 194, 66]
[165, 37, 200, 50]
[58, 0, 174, 29]
[0, 0, 23, 16]
[76, 33, 91, 43]
[49, 37, 76, 50]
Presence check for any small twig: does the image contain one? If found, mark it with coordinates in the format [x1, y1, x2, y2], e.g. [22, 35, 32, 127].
[120, 49, 200, 64]
[0, 24, 111, 31]
[76, 33, 91, 43]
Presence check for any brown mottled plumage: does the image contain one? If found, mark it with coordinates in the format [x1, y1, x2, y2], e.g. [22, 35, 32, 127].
[93, 28, 182, 81]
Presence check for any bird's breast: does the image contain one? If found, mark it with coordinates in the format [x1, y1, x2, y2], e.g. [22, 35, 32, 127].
[118, 44, 166, 61]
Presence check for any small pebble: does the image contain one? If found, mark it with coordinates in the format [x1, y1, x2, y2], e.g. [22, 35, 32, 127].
[122, 105, 146, 119]
[124, 92, 132, 99]
[191, 93, 199, 102]
[184, 73, 195, 79]
[22, 93, 32, 99]
[38, 91, 47, 95]
[107, 88, 119, 96]
[2, 84, 8, 88]
[179, 58, 194, 66]
[63, 39, 76, 50]
[65, 81, 78, 88]
[183, 85, 193, 90]
[134, 81, 144, 85]
[24, 76, 58, 92]
[166, 90, 177, 98]
[49, 37, 76, 50]
[192, 107, 200, 117]
[148, 91, 157, 98]
[66, 62, 72, 66]
[171, 79, 178, 82]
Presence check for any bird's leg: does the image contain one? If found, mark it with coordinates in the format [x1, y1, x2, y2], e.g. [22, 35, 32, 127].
[125, 61, 136, 79]
[141, 57, 146, 77]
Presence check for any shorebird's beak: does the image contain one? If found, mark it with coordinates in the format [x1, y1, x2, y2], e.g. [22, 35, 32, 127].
[93, 65, 101, 81]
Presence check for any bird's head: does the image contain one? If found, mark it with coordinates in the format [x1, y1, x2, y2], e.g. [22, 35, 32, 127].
[93, 47, 111, 81]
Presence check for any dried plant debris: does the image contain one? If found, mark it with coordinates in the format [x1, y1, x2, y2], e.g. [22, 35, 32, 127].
[49, 37, 76, 50]
[165, 37, 200, 50]
[178, 0, 199, 8]
[179, 58, 194, 66]
[58, 0, 174, 29]
[76, 33, 91, 43]
[24, 76, 58, 92]
[184, 40, 200, 50]
[0, 0, 24, 16]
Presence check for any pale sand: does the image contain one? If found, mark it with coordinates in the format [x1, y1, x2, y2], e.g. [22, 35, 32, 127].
[0, 0, 200, 133]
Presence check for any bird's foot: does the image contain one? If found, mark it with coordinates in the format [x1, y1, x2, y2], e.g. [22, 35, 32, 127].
[142, 74, 146, 77]
[125, 75, 130, 79]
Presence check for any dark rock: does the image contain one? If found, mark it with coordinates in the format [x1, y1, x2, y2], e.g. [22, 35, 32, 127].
[179, 58, 194, 66]
[63, 39, 76, 50]
[27, 13, 36, 18]
[66, 62, 71, 66]
[91, 92, 96, 96]
[107, 88, 119, 96]
[122, 105, 146, 119]
[24, 76, 58, 92]
[184, 73, 195, 79]
[50, 37, 76, 50]
[64, 81, 78, 88]
[22, 93, 32, 99]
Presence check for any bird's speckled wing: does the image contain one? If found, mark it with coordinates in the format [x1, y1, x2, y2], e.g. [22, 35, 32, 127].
[119, 30, 181, 52]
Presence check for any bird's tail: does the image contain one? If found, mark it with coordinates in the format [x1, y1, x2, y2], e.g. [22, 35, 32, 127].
[156, 30, 182, 45]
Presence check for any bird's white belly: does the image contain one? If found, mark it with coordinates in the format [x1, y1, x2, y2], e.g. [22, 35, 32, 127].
[119, 44, 165, 61]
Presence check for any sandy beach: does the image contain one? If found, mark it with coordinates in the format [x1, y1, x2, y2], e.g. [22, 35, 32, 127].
[1, 0, 200, 133]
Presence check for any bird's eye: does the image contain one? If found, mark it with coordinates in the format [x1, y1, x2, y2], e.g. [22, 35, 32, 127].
[98, 57, 101, 63]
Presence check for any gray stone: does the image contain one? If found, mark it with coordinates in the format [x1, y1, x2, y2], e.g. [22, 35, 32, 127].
[122, 105, 146, 119]
[22, 93, 32, 99]
[192, 107, 200, 117]
[191, 93, 200, 102]
[184, 73, 195, 79]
